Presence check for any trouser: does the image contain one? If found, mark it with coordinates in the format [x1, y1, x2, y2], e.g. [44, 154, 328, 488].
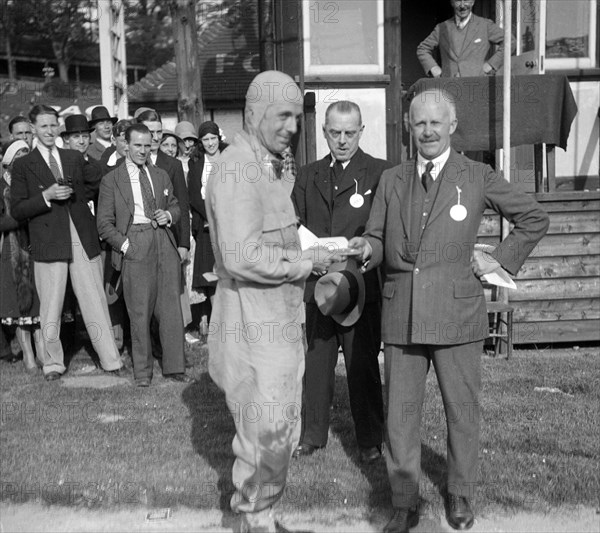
[122, 224, 185, 380]
[384, 341, 482, 508]
[34, 218, 122, 376]
[300, 301, 384, 448]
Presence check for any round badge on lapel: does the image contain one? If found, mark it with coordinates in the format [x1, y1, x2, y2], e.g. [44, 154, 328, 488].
[349, 193, 364, 208]
[450, 204, 467, 221]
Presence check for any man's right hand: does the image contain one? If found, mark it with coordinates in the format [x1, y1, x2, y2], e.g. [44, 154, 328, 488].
[43, 183, 73, 202]
[347, 237, 372, 262]
[302, 245, 336, 275]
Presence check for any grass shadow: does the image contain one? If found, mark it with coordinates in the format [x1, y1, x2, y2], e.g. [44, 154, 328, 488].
[181, 370, 238, 530]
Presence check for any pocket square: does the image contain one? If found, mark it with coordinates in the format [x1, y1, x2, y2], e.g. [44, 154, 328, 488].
[474, 38, 482, 43]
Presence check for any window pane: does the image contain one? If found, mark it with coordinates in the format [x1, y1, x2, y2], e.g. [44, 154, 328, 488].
[546, 1, 591, 58]
[305, 0, 382, 72]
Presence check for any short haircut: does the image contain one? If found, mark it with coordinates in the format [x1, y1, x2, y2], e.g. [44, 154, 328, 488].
[409, 87, 457, 122]
[135, 109, 162, 123]
[29, 104, 59, 124]
[125, 123, 151, 142]
[325, 101, 362, 126]
[8, 116, 30, 134]
[113, 119, 134, 137]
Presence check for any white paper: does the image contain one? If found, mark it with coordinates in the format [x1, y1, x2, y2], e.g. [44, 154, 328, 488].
[298, 225, 348, 252]
[474, 243, 517, 290]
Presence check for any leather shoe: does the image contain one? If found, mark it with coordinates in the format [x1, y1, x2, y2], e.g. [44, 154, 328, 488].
[445, 494, 474, 530]
[292, 443, 323, 458]
[359, 445, 383, 464]
[44, 371, 61, 382]
[136, 378, 151, 387]
[105, 367, 129, 378]
[383, 506, 419, 533]
[164, 373, 194, 383]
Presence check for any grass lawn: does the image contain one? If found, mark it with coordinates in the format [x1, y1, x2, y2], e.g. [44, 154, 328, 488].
[0, 340, 598, 525]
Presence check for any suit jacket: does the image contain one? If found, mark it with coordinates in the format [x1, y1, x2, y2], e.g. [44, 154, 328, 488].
[292, 148, 392, 303]
[96, 162, 180, 271]
[87, 138, 109, 161]
[155, 150, 190, 249]
[364, 149, 549, 345]
[11, 147, 102, 262]
[417, 14, 513, 77]
[99, 146, 120, 176]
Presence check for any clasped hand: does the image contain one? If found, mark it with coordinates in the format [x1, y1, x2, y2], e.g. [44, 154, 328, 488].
[153, 209, 170, 227]
[43, 183, 73, 202]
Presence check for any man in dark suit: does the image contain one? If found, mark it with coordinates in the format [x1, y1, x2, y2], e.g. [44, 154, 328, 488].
[417, 0, 514, 78]
[97, 124, 192, 387]
[11, 105, 124, 381]
[291, 101, 392, 464]
[349, 88, 549, 532]
[60, 114, 103, 186]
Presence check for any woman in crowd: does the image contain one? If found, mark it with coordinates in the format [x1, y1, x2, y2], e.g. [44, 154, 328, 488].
[159, 130, 181, 159]
[187, 121, 228, 338]
[0, 140, 44, 372]
[174, 121, 199, 180]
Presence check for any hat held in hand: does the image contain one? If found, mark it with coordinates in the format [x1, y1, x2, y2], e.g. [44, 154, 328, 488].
[314, 258, 365, 326]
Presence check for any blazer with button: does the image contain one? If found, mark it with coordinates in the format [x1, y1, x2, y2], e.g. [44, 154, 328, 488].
[364, 149, 549, 345]
[11, 147, 102, 262]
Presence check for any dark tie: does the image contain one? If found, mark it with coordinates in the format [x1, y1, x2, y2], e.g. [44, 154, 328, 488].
[332, 160, 344, 182]
[137, 165, 157, 219]
[421, 161, 434, 192]
[48, 151, 63, 182]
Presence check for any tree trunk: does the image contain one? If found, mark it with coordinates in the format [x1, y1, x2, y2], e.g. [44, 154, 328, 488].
[5, 34, 16, 81]
[259, 0, 275, 70]
[57, 61, 69, 83]
[171, 0, 204, 127]
[52, 41, 70, 83]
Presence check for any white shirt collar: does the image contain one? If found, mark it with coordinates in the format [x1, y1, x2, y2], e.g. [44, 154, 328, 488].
[329, 154, 351, 170]
[96, 137, 111, 148]
[417, 148, 451, 180]
[455, 12, 472, 29]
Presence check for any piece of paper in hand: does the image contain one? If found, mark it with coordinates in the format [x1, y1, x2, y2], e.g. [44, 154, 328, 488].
[298, 225, 348, 251]
[203, 272, 218, 283]
[474, 243, 517, 290]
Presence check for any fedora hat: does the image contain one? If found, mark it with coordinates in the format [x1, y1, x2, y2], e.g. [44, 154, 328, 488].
[88, 105, 117, 126]
[60, 114, 92, 137]
[314, 258, 365, 327]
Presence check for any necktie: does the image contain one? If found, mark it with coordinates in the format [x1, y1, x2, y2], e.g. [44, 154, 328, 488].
[48, 151, 63, 182]
[421, 161, 434, 192]
[332, 160, 344, 182]
[137, 165, 157, 219]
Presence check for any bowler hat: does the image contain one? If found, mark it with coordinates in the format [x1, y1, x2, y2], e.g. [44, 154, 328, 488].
[89, 106, 117, 126]
[60, 114, 92, 137]
[314, 258, 365, 327]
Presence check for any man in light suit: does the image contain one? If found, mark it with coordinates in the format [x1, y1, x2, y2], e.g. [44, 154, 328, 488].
[11, 105, 124, 381]
[349, 88, 549, 532]
[97, 124, 192, 387]
[292, 101, 391, 463]
[417, 0, 514, 78]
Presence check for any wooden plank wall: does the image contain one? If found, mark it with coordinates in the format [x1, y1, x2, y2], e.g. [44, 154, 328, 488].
[478, 193, 600, 344]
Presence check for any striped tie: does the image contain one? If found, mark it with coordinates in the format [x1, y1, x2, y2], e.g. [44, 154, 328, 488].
[137, 165, 157, 219]
[48, 151, 63, 182]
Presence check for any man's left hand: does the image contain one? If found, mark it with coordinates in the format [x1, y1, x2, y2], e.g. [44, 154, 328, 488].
[483, 62, 495, 75]
[472, 248, 501, 277]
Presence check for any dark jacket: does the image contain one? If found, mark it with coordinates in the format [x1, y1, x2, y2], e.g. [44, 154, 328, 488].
[292, 148, 392, 303]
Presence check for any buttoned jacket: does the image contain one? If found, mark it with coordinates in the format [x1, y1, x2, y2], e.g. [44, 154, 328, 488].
[364, 149, 549, 345]
[292, 148, 392, 303]
[11, 147, 102, 262]
[417, 14, 511, 77]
